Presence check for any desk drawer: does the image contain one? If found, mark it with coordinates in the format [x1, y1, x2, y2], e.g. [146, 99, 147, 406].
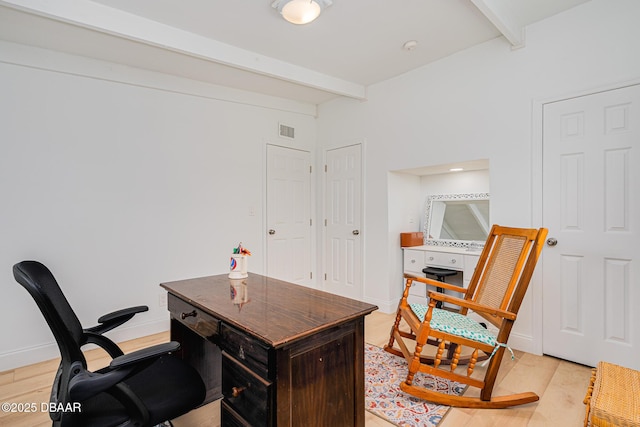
[424, 251, 463, 269]
[168, 294, 220, 340]
[220, 324, 270, 379]
[221, 401, 251, 427]
[222, 352, 272, 427]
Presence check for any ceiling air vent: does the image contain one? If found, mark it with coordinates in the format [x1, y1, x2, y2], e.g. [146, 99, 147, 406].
[279, 123, 295, 139]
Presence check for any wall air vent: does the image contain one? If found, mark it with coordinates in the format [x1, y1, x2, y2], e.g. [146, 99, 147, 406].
[279, 123, 295, 139]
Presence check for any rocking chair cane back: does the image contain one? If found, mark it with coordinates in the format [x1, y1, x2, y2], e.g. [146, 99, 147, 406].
[384, 225, 548, 409]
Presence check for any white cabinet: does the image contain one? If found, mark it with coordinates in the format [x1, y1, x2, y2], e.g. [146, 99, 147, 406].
[402, 246, 480, 305]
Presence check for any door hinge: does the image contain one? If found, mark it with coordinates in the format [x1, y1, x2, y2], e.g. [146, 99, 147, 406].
[324, 273, 327, 280]
[310, 165, 312, 173]
[310, 272, 313, 279]
[324, 164, 327, 172]
[324, 219, 327, 226]
[310, 219, 312, 226]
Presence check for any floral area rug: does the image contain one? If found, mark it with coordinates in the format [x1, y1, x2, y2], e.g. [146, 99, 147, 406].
[364, 344, 465, 427]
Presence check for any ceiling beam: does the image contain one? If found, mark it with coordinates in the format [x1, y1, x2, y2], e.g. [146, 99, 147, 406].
[470, 0, 525, 48]
[0, 0, 367, 100]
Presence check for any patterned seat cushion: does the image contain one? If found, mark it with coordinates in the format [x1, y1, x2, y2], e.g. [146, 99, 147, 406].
[410, 304, 496, 347]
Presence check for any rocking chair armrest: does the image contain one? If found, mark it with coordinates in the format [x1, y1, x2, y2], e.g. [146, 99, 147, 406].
[427, 291, 517, 320]
[404, 274, 466, 293]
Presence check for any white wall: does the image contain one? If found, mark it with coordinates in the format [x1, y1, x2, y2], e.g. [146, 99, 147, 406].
[420, 170, 490, 208]
[386, 172, 421, 302]
[2, 0, 639, 370]
[0, 42, 316, 370]
[317, 0, 640, 351]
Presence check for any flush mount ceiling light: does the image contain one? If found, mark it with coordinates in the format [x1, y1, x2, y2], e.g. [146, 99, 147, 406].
[272, 0, 332, 25]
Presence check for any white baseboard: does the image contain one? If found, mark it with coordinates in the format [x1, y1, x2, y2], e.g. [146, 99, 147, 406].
[0, 319, 169, 372]
[364, 296, 398, 314]
[0, 342, 62, 373]
[507, 331, 536, 355]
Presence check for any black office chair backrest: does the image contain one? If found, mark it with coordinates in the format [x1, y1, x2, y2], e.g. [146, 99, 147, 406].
[13, 260, 207, 426]
[13, 261, 86, 366]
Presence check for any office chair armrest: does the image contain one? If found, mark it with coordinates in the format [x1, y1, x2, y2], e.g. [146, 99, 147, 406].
[110, 341, 180, 369]
[69, 342, 179, 403]
[427, 291, 517, 320]
[68, 362, 134, 402]
[83, 332, 125, 358]
[68, 364, 152, 425]
[85, 306, 149, 335]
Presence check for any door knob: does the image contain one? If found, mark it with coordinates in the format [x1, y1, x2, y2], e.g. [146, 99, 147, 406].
[546, 237, 558, 246]
[352, 230, 360, 235]
[268, 229, 276, 235]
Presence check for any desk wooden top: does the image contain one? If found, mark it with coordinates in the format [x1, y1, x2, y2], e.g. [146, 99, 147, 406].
[161, 273, 378, 348]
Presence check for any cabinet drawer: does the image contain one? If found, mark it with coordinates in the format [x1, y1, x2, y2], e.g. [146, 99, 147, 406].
[219, 324, 270, 379]
[424, 251, 463, 269]
[168, 295, 220, 340]
[408, 280, 426, 298]
[403, 250, 424, 273]
[222, 352, 272, 427]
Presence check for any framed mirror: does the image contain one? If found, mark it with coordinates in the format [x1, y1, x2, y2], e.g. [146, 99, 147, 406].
[423, 193, 490, 249]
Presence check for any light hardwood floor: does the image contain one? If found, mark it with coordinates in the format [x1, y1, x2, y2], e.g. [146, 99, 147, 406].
[0, 310, 591, 426]
[364, 311, 592, 427]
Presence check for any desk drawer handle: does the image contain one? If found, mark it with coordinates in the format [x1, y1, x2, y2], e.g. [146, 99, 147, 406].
[181, 310, 197, 320]
[232, 386, 246, 398]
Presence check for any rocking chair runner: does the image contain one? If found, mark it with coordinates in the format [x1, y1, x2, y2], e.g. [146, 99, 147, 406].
[385, 225, 548, 409]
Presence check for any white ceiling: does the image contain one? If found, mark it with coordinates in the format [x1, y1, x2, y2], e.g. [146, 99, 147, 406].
[0, 0, 590, 105]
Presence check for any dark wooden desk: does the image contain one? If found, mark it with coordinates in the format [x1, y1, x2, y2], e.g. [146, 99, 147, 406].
[161, 273, 377, 427]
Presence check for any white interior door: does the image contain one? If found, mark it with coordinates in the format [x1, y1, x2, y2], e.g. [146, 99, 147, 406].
[323, 144, 362, 299]
[266, 144, 312, 286]
[542, 84, 640, 369]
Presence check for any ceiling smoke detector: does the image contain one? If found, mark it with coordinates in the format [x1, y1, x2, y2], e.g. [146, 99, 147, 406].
[402, 40, 418, 51]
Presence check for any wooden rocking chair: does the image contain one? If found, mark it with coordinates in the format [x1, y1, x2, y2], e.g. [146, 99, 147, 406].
[385, 225, 548, 408]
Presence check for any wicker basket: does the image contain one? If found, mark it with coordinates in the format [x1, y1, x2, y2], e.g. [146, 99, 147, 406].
[584, 361, 640, 427]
